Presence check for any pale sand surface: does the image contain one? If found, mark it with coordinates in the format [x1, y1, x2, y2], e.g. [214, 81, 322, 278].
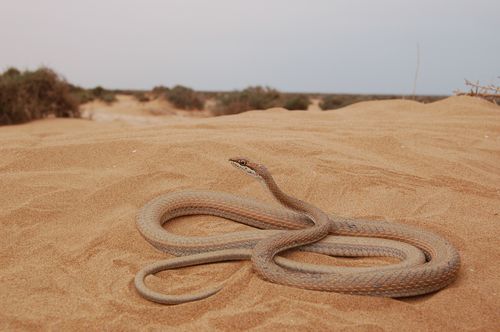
[80, 94, 211, 124]
[0, 96, 499, 331]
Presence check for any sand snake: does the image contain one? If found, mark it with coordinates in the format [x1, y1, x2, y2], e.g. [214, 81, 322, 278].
[134, 158, 460, 304]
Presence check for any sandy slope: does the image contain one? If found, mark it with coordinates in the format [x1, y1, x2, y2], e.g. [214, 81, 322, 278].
[0, 96, 499, 331]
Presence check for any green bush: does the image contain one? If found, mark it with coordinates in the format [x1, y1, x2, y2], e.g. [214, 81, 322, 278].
[282, 94, 311, 110]
[165, 85, 204, 110]
[0, 67, 80, 125]
[213, 86, 282, 116]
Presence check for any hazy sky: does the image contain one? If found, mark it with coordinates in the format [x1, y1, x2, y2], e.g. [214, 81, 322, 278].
[1, 0, 499, 94]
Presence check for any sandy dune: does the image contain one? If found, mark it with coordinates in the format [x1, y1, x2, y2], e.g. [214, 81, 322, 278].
[0, 96, 499, 331]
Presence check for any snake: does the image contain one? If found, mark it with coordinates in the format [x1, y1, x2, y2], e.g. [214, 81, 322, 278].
[134, 157, 460, 304]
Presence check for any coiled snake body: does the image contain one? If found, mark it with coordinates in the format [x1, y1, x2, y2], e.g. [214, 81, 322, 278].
[135, 158, 460, 304]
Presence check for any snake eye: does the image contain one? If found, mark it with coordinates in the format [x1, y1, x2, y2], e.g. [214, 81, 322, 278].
[239, 160, 247, 166]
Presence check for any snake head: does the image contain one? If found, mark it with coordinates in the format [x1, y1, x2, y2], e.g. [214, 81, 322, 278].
[229, 157, 266, 178]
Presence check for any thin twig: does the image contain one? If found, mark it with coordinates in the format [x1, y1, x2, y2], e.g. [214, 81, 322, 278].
[412, 43, 420, 100]
[454, 79, 500, 104]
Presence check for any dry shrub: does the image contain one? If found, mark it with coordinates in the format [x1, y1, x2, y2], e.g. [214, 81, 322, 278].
[0, 67, 80, 125]
[152, 85, 170, 97]
[133, 92, 150, 103]
[319, 95, 356, 110]
[90, 86, 117, 104]
[454, 79, 500, 104]
[213, 86, 282, 116]
[319, 94, 446, 110]
[282, 94, 311, 110]
[68, 84, 94, 104]
[165, 85, 204, 110]
[67, 84, 117, 105]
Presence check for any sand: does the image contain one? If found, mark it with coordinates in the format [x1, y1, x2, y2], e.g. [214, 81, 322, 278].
[80, 94, 211, 124]
[0, 96, 499, 331]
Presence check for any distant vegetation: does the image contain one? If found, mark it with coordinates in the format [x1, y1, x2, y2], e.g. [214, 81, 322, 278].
[88, 86, 117, 104]
[318, 94, 446, 110]
[133, 91, 150, 103]
[165, 85, 204, 110]
[0, 65, 452, 126]
[211, 86, 313, 115]
[151, 85, 170, 96]
[150, 85, 205, 109]
[282, 94, 311, 110]
[0, 67, 80, 125]
[69, 85, 117, 104]
[213, 86, 282, 116]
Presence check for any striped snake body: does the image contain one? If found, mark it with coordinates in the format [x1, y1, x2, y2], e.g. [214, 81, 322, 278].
[135, 158, 460, 304]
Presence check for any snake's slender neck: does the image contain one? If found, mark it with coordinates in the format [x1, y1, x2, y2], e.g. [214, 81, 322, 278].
[259, 168, 325, 223]
[251, 162, 332, 284]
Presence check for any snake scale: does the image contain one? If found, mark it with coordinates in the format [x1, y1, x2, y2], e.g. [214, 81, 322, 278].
[134, 157, 460, 304]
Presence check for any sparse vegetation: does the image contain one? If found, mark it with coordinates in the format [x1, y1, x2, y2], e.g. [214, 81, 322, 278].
[282, 94, 311, 110]
[90, 86, 117, 104]
[3, 67, 21, 78]
[319, 94, 446, 110]
[68, 84, 118, 104]
[0, 65, 454, 125]
[152, 85, 170, 97]
[0, 67, 80, 125]
[213, 86, 282, 116]
[68, 84, 94, 104]
[133, 92, 150, 103]
[164, 85, 204, 110]
[319, 95, 361, 110]
[454, 79, 500, 104]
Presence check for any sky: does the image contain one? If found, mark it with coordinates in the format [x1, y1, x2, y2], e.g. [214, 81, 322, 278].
[0, 0, 499, 95]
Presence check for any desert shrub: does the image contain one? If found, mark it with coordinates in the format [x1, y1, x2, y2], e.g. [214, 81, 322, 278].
[67, 84, 95, 104]
[67, 84, 117, 104]
[213, 86, 282, 116]
[133, 92, 150, 102]
[319, 95, 369, 110]
[99, 92, 117, 104]
[152, 85, 170, 96]
[165, 85, 204, 110]
[282, 94, 311, 110]
[91, 86, 105, 98]
[0, 67, 80, 125]
[319, 95, 348, 110]
[3, 67, 21, 78]
[91, 86, 117, 104]
[319, 94, 447, 110]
